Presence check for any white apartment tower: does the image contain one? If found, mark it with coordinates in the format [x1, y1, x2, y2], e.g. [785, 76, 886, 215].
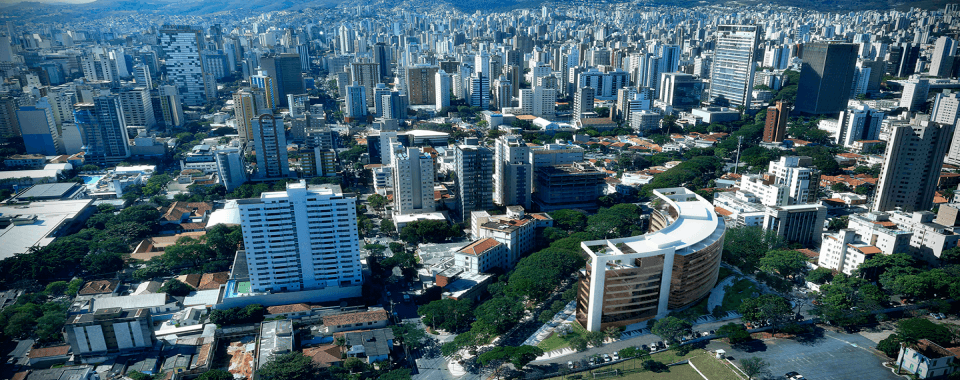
[392, 146, 436, 215]
[519, 86, 556, 118]
[767, 156, 820, 205]
[494, 135, 533, 209]
[237, 181, 363, 294]
[435, 70, 451, 110]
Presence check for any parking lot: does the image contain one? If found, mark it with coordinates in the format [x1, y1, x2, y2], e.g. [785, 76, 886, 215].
[706, 329, 901, 380]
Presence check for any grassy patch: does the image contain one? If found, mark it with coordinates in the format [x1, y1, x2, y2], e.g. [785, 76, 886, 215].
[537, 322, 587, 352]
[718, 279, 759, 313]
[688, 354, 742, 380]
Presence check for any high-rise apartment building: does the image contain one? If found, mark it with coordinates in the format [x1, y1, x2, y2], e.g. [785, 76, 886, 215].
[344, 82, 367, 120]
[709, 25, 759, 109]
[250, 70, 278, 110]
[157, 85, 185, 129]
[405, 65, 438, 105]
[930, 36, 957, 78]
[159, 25, 209, 106]
[931, 91, 960, 125]
[795, 42, 858, 115]
[233, 88, 270, 142]
[763, 101, 790, 143]
[573, 86, 595, 122]
[215, 145, 247, 191]
[350, 62, 380, 106]
[133, 64, 152, 90]
[577, 188, 725, 331]
[768, 156, 820, 205]
[456, 143, 494, 221]
[250, 114, 289, 179]
[469, 72, 490, 110]
[494, 135, 532, 209]
[436, 70, 452, 110]
[519, 86, 556, 118]
[237, 181, 363, 295]
[0, 96, 18, 137]
[874, 121, 954, 212]
[373, 42, 390, 79]
[82, 95, 130, 164]
[392, 146, 436, 215]
[899, 77, 930, 112]
[834, 104, 883, 147]
[117, 87, 156, 128]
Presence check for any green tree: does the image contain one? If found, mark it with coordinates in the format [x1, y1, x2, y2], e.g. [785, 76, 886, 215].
[585, 330, 605, 348]
[127, 371, 155, 380]
[896, 318, 954, 347]
[651, 316, 692, 345]
[160, 279, 194, 297]
[197, 370, 235, 380]
[379, 368, 412, 380]
[807, 267, 834, 284]
[723, 226, 787, 273]
[256, 352, 322, 380]
[391, 323, 428, 350]
[380, 219, 395, 233]
[759, 249, 808, 279]
[418, 299, 474, 332]
[738, 294, 793, 328]
[44, 281, 68, 296]
[716, 323, 752, 346]
[739, 357, 769, 379]
[474, 296, 524, 334]
[549, 209, 588, 231]
[368, 194, 389, 210]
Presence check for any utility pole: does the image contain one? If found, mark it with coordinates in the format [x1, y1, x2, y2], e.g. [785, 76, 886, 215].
[733, 135, 744, 174]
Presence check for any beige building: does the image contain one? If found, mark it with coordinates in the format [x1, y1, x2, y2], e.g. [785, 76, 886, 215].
[576, 188, 725, 332]
[873, 120, 953, 212]
[405, 65, 439, 105]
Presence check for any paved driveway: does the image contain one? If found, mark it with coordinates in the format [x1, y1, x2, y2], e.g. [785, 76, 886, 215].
[706, 329, 902, 380]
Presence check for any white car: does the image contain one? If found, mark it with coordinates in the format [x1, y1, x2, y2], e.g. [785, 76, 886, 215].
[611, 352, 620, 361]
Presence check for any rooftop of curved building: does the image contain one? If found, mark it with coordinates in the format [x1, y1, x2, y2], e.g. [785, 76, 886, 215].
[582, 187, 725, 259]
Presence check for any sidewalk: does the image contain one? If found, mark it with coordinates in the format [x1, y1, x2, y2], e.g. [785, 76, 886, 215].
[521, 301, 577, 347]
[707, 275, 738, 312]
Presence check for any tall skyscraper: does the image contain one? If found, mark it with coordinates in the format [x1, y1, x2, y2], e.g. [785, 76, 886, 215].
[456, 143, 494, 221]
[763, 101, 790, 143]
[215, 145, 247, 191]
[250, 70, 278, 110]
[157, 85, 185, 129]
[82, 95, 131, 164]
[133, 64, 152, 89]
[117, 87, 156, 128]
[259, 53, 305, 107]
[709, 25, 759, 109]
[159, 25, 209, 106]
[17, 98, 63, 155]
[392, 146, 436, 215]
[344, 81, 367, 120]
[469, 72, 490, 110]
[250, 114, 289, 179]
[930, 36, 957, 78]
[795, 42, 858, 115]
[237, 181, 363, 297]
[373, 42, 390, 79]
[405, 65, 438, 105]
[659, 72, 703, 112]
[873, 121, 954, 212]
[350, 62, 380, 106]
[233, 88, 270, 141]
[899, 77, 930, 112]
[494, 135, 532, 209]
[435, 70, 452, 110]
[0, 96, 20, 137]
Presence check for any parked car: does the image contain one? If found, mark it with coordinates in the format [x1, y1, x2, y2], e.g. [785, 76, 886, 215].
[403, 294, 411, 302]
[640, 344, 648, 351]
[931, 312, 942, 320]
[611, 352, 620, 361]
[567, 361, 574, 369]
[602, 354, 611, 362]
[938, 312, 947, 320]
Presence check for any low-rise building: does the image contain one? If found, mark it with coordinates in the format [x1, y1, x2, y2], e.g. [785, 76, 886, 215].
[321, 309, 390, 334]
[818, 229, 882, 275]
[343, 328, 395, 364]
[64, 308, 154, 359]
[896, 339, 960, 379]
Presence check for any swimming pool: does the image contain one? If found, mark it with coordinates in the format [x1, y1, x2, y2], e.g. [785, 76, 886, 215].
[80, 175, 102, 185]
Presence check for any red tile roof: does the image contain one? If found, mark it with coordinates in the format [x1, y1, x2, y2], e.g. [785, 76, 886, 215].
[303, 344, 343, 367]
[459, 238, 501, 256]
[322, 309, 390, 327]
[197, 272, 229, 290]
[266, 303, 312, 315]
[79, 280, 118, 295]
